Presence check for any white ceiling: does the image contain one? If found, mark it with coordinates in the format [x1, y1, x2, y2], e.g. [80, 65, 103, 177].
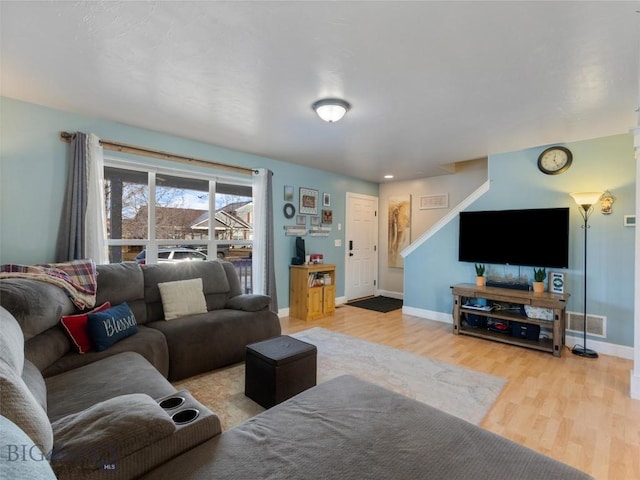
[1, 1, 638, 183]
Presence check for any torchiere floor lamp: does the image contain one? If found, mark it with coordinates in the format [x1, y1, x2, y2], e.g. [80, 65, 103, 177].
[569, 191, 603, 358]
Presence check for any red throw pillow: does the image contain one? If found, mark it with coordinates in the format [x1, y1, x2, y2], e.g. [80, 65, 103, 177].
[60, 302, 111, 354]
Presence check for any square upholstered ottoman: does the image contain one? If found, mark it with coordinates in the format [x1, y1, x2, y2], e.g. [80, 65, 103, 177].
[245, 335, 317, 408]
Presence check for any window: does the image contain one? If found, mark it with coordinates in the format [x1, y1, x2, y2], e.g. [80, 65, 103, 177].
[103, 161, 253, 275]
[104, 167, 149, 246]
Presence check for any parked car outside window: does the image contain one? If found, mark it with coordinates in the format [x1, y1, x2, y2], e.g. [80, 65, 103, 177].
[194, 245, 229, 259]
[134, 248, 207, 264]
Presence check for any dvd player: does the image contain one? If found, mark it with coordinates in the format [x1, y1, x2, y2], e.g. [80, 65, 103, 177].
[486, 280, 530, 291]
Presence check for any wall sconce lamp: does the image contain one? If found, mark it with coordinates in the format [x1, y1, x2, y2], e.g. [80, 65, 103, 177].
[599, 191, 615, 214]
[311, 98, 351, 122]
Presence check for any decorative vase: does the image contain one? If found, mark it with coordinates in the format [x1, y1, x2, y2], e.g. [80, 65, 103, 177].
[476, 276, 486, 287]
[532, 281, 545, 293]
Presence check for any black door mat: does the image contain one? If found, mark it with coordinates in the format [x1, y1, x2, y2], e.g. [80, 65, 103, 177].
[346, 296, 403, 313]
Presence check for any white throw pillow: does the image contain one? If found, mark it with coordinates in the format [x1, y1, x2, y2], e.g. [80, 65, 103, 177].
[157, 278, 208, 321]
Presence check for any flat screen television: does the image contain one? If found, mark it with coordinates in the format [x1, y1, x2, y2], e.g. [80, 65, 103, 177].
[458, 208, 569, 268]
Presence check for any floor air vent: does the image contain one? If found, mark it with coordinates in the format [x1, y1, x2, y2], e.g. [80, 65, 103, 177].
[566, 311, 606, 338]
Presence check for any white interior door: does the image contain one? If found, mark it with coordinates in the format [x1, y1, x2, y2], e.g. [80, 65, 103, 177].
[345, 192, 378, 301]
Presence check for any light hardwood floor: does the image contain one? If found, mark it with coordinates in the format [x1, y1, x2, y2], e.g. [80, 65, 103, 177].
[281, 306, 640, 480]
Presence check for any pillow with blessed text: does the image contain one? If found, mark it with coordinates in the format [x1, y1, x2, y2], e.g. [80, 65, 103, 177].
[60, 302, 111, 354]
[87, 302, 138, 352]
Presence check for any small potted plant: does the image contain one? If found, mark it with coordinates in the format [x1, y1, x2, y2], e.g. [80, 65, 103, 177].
[475, 264, 486, 287]
[532, 267, 546, 293]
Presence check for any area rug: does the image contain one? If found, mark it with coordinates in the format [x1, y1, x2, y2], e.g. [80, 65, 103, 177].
[174, 327, 506, 429]
[346, 295, 403, 312]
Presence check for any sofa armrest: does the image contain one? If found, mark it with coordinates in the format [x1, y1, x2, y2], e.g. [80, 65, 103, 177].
[51, 393, 176, 479]
[226, 294, 271, 312]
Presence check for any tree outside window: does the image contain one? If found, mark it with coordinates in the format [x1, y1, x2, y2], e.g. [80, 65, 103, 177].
[104, 166, 253, 264]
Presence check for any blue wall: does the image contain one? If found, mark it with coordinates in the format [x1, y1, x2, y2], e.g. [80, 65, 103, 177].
[2, 96, 634, 344]
[0, 97, 378, 308]
[404, 134, 635, 348]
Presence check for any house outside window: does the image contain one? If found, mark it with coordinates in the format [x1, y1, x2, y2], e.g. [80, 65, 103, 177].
[103, 160, 253, 292]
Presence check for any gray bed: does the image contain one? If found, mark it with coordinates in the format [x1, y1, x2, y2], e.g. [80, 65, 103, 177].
[141, 375, 592, 480]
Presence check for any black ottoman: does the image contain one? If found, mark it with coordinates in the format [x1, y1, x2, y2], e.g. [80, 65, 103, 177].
[245, 335, 317, 409]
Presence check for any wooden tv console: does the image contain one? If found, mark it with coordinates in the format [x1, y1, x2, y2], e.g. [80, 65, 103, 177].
[451, 283, 570, 357]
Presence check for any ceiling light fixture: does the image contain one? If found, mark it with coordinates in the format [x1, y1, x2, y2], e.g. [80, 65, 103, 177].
[311, 98, 351, 122]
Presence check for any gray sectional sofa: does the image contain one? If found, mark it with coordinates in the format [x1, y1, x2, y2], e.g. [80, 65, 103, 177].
[1, 260, 281, 381]
[141, 374, 594, 480]
[0, 259, 281, 479]
[0, 259, 593, 480]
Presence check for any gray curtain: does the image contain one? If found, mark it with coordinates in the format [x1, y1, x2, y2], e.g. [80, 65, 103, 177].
[56, 132, 87, 261]
[264, 170, 278, 312]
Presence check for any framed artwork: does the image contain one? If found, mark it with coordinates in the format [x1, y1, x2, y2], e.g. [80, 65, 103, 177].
[284, 185, 294, 202]
[322, 209, 333, 224]
[310, 216, 321, 226]
[299, 188, 319, 215]
[296, 215, 306, 225]
[323, 192, 331, 207]
[419, 193, 448, 210]
[549, 272, 565, 294]
[388, 195, 411, 268]
[624, 215, 636, 227]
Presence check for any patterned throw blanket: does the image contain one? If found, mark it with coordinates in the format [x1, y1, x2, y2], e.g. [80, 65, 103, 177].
[0, 259, 97, 309]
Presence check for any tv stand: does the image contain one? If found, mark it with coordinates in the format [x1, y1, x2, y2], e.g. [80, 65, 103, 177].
[451, 283, 569, 357]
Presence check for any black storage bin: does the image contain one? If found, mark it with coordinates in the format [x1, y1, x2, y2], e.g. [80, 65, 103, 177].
[510, 321, 540, 341]
[245, 335, 317, 409]
[465, 313, 486, 328]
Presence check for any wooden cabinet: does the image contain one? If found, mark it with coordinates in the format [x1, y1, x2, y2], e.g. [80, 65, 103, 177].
[451, 283, 569, 357]
[290, 264, 336, 321]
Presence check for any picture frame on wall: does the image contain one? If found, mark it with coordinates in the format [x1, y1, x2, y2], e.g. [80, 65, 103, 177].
[310, 216, 321, 226]
[284, 185, 294, 202]
[299, 188, 319, 215]
[419, 193, 448, 210]
[388, 195, 411, 268]
[322, 209, 333, 224]
[296, 215, 306, 226]
[323, 192, 331, 207]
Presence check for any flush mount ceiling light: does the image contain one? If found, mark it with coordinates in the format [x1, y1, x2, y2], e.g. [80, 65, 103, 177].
[311, 98, 351, 122]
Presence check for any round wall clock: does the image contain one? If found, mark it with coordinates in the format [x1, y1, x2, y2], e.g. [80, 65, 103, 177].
[537, 146, 572, 175]
[283, 203, 296, 219]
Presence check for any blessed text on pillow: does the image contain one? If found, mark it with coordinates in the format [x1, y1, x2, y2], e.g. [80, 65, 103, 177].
[87, 302, 138, 352]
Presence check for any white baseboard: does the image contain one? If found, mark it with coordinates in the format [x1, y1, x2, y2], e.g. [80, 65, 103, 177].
[402, 306, 452, 324]
[375, 289, 403, 300]
[564, 334, 633, 360]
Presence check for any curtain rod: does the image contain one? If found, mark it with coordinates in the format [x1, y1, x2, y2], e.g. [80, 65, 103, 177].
[60, 131, 255, 176]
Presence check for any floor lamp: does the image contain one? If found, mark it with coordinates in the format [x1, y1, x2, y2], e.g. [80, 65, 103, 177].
[569, 191, 603, 359]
